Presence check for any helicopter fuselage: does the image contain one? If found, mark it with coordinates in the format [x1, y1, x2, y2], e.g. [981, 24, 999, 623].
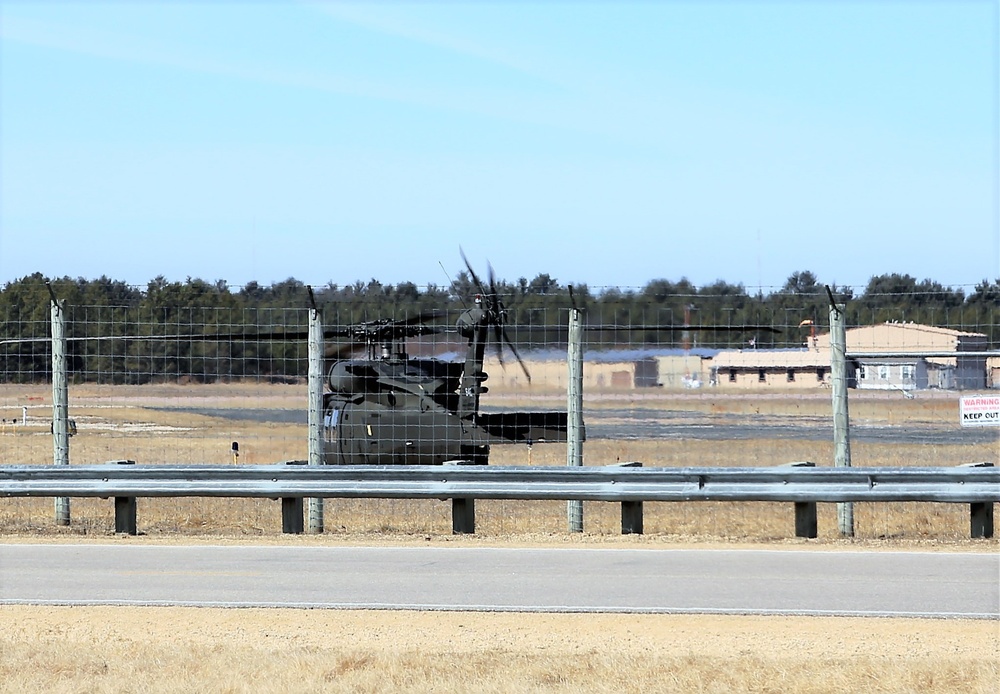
[320, 350, 572, 465]
[322, 391, 492, 465]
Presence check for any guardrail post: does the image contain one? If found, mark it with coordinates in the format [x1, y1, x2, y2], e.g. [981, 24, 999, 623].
[782, 462, 817, 538]
[281, 461, 305, 534]
[446, 461, 476, 534]
[963, 463, 994, 539]
[282, 498, 304, 534]
[618, 462, 643, 534]
[452, 498, 475, 534]
[112, 460, 138, 535]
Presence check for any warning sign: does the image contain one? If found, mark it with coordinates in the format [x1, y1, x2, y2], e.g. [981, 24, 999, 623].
[960, 396, 1000, 427]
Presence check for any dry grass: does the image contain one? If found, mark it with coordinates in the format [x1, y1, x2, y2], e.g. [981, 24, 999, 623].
[1, 607, 996, 693]
[1, 383, 997, 542]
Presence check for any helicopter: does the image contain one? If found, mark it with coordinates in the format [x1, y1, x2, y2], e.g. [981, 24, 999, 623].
[319, 260, 569, 465]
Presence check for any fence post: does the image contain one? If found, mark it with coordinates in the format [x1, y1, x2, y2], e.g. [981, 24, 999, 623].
[617, 462, 643, 534]
[281, 461, 306, 534]
[566, 306, 585, 533]
[307, 296, 325, 534]
[782, 462, 817, 538]
[446, 461, 476, 534]
[50, 293, 70, 526]
[829, 301, 854, 537]
[963, 463, 995, 539]
[113, 460, 137, 535]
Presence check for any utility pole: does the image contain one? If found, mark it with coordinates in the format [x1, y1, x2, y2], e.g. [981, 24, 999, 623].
[566, 304, 584, 532]
[49, 288, 70, 526]
[307, 290, 325, 533]
[829, 292, 854, 537]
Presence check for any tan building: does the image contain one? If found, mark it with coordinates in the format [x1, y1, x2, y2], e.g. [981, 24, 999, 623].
[711, 322, 988, 391]
[814, 323, 987, 391]
[709, 349, 831, 389]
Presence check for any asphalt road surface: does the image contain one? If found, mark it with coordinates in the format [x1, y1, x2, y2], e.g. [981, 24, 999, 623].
[2, 545, 996, 618]
[157, 406, 998, 446]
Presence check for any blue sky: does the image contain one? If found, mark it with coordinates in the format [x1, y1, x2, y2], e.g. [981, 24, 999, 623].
[1, 1, 997, 293]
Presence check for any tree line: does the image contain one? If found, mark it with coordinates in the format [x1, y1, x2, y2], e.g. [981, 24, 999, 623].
[1, 271, 996, 384]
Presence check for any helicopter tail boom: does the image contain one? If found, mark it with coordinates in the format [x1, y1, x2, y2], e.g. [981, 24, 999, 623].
[474, 412, 573, 445]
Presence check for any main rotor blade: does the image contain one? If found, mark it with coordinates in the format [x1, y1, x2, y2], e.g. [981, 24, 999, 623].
[500, 324, 531, 383]
[487, 262, 497, 298]
[460, 247, 488, 296]
[393, 310, 445, 326]
[325, 341, 365, 360]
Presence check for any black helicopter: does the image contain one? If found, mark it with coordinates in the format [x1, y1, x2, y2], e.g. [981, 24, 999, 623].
[320, 260, 568, 465]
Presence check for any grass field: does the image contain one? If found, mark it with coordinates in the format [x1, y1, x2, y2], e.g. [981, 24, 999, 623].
[1, 607, 997, 694]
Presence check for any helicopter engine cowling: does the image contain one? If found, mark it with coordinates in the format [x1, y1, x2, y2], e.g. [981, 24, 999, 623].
[328, 361, 371, 394]
[455, 307, 486, 337]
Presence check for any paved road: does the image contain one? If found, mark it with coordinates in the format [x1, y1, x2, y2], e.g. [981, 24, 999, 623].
[156, 407, 998, 446]
[1, 545, 996, 618]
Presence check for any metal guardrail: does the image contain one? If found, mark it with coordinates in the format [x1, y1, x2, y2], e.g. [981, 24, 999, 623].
[1, 463, 996, 538]
[2, 463, 998, 502]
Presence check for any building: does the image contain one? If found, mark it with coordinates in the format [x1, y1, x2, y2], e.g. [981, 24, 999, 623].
[709, 322, 988, 391]
[709, 349, 831, 389]
[814, 323, 987, 391]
